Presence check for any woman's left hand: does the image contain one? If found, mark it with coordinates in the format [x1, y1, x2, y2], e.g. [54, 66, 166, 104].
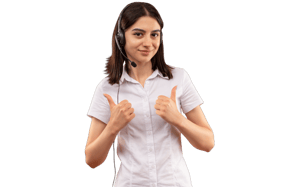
[154, 86, 183, 127]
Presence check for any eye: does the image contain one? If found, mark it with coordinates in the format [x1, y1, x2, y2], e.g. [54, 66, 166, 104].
[152, 33, 159, 37]
[133, 33, 159, 37]
[134, 32, 143, 37]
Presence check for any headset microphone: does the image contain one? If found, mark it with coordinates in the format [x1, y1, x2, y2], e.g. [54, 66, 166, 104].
[131, 61, 137, 68]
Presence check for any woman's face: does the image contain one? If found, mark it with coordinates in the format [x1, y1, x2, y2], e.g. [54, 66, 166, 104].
[124, 16, 161, 65]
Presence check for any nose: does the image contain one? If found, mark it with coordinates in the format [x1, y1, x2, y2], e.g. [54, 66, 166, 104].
[142, 34, 153, 47]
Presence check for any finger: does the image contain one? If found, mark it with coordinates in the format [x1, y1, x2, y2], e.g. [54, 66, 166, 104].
[103, 93, 116, 109]
[125, 102, 132, 109]
[127, 107, 134, 115]
[170, 86, 177, 103]
[154, 103, 162, 110]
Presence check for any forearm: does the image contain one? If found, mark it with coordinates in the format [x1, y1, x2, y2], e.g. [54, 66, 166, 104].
[174, 115, 214, 152]
[85, 120, 119, 168]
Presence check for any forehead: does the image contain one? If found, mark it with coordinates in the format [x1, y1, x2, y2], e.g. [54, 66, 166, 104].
[128, 16, 160, 31]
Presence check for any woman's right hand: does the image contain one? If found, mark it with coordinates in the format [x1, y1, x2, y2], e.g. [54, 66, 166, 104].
[103, 93, 135, 132]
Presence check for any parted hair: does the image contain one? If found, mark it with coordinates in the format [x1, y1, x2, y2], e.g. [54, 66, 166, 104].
[104, 2, 174, 85]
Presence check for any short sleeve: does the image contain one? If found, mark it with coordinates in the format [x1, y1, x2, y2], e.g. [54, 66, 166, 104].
[180, 68, 204, 114]
[87, 79, 111, 125]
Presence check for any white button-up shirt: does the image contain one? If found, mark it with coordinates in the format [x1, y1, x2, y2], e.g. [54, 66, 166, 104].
[87, 64, 204, 187]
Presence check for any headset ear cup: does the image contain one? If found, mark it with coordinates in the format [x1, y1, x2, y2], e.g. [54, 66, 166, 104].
[116, 32, 122, 45]
[118, 30, 125, 47]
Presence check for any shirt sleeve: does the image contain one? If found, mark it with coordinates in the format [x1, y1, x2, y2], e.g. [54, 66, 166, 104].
[180, 68, 204, 114]
[87, 79, 111, 125]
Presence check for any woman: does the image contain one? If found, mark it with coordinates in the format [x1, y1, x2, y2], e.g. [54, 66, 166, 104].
[85, 2, 214, 187]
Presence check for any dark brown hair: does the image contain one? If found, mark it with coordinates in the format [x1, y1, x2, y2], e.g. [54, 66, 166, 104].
[104, 2, 174, 85]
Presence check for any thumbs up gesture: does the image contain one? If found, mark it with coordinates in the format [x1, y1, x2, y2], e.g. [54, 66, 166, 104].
[154, 86, 183, 127]
[103, 93, 135, 133]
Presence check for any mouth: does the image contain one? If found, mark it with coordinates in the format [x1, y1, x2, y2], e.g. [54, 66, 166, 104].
[139, 50, 151, 55]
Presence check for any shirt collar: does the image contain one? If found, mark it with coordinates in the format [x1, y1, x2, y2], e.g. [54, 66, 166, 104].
[119, 64, 169, 84]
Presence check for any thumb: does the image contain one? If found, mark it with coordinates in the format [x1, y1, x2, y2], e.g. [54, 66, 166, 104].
[170, 85, 177, 104]
[103, 93, 116, 109]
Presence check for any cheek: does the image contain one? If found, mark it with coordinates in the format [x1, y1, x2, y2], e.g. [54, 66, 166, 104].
[124, 43, 136, 54]
[127, 41, 140, 51]
[153, 46, 159, 54]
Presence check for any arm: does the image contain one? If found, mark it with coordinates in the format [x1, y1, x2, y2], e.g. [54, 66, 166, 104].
[174, 105, 214, 152]
[85, 120, 119, 168]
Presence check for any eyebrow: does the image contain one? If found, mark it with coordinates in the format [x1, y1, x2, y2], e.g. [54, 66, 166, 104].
[132, 28, 161, 32]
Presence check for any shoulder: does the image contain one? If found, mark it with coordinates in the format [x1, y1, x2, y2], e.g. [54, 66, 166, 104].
[92, 77, 116, 94]
[168, 65, 185, 79]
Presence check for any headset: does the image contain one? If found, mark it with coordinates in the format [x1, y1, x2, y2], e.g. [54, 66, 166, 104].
[112, 4, 163, 187]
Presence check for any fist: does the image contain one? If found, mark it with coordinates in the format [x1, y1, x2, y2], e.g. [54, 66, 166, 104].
[103, 93, 135, 132]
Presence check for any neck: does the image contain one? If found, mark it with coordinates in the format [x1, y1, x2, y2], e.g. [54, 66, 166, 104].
[127, 61, 153, 82]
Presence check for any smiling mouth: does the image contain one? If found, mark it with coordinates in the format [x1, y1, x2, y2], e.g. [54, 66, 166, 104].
[139, 50, 151, 55]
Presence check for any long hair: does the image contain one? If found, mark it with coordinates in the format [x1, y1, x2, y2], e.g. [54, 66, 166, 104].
[104, 2, 174, 85]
